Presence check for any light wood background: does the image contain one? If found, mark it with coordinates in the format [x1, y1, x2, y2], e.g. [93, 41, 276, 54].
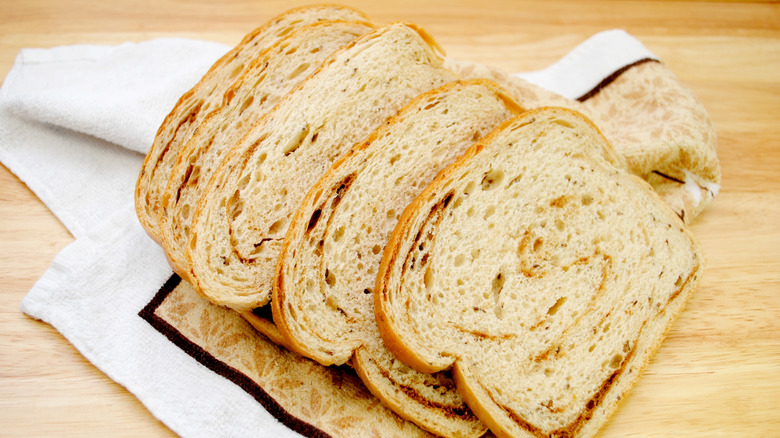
[1, 0, 778, 436]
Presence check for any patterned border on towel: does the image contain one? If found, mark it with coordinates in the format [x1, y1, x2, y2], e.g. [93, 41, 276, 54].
[138, 274, 334, 438]
[139, 274, 432, 438]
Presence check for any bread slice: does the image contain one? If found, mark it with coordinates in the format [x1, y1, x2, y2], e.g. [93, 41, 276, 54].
[375, 107, 704, 438]
[158, 20, 374, 278]
[272, 79, 522, 437]
[185, 23, 458, 311]
[134, 5, 371, 242]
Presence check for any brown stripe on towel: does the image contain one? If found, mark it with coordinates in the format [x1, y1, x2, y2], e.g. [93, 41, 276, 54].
[577, 58, 659, 102]
[139, 274, 333, 438]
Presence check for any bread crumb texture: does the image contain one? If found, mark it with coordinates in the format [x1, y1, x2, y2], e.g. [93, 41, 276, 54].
[376, 107, 703, 438]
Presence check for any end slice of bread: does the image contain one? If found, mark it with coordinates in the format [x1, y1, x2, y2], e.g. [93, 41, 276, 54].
[158, 20, 374, 278]
[186, 23, 457, 311]
[375, 107, 704, 438]
[272, 79, 523, 437]
[134, 5, 371, 242]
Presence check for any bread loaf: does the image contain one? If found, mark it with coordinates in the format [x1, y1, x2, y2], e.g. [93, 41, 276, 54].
[134, 5, 370, 242]
[273, 79, 523, 437]
[159, 20, 374, 278]
[375, 107, 704, 438]
[186, 23, 457, 311]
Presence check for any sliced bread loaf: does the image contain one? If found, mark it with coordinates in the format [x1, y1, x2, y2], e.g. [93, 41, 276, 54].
[159, 21, 374, 278]
[272, 79, 522, 437]
[185, 23, 458, 311]
[134, 5, 371, 242]
[375, 107, 704, 438]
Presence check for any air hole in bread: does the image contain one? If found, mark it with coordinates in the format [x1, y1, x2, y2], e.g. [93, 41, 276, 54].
[307, 209, 322, 231]
[389, 153, 401, 165]
[547, 296, 567, 316]
[237, 173, 251, 191]
[269, 218, 286, 235]
[372, 244, 382, 254]
[423, 100, 440, 110]
[238, 95, 254, 116]
[555, 218, 566, 231]
[582, 195, 594, 206]
[484, 205, 496, 220]
[325, 268, 336, 287]
[424, 266, 434, 289]
[228, 63, 244, 80]
[181, 203, 190, 220]
[454, 254, 466, 267]
[481, 169, 504, 191]
[282, 123, 310, 156]
[553, 118, 576, 129]
[276, 22, 300, 37]
[492, 271, 505, 318]
[609, 353, 624, 369]
[332, 226, 345, 242]
[229, 192, 244, 221]
[310, 46, 321, 54]
[286, 62, 311, 80]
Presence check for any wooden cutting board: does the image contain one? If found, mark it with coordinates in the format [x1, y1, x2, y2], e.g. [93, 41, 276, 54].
[1, 1, 778, 436]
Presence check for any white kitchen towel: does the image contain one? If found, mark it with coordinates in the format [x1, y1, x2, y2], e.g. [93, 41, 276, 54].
[1, 30, 656, 437]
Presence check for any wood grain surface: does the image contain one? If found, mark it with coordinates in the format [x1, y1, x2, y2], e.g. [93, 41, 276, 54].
[1, 1, 778, 436]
